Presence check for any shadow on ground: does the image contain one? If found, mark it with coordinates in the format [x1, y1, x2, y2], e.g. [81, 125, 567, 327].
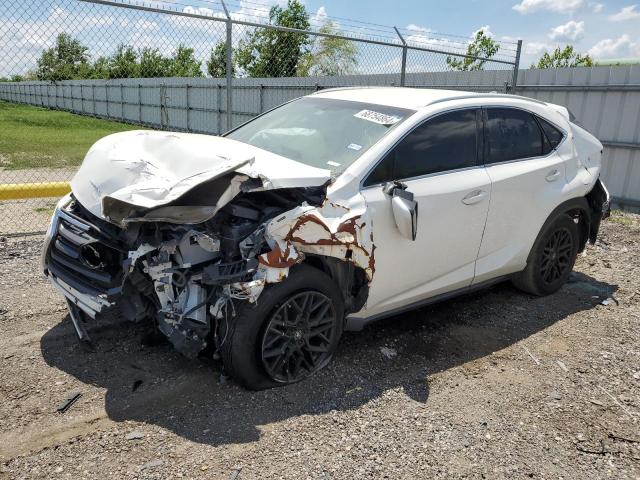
[41, 272, 616, 447]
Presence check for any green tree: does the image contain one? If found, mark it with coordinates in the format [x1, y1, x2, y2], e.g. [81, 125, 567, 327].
[298, 21, 358, 76]
[169, 45, 202, 77]
[107, 45, 140, 79]
[236, 0, 310, 77]
[90, 56, 110, 79]
[140, 48, 171, 77]
[446, 29, 500, 71]
[532, 45, 593, 69]
[36, 33, 92, 81]
[207, 41, 234, 77]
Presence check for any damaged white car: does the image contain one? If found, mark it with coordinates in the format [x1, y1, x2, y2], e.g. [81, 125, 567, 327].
[42, 87, 610, 389]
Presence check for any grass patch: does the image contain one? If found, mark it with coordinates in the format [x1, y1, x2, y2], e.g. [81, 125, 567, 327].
[33, 202, 57, 215]
[608, 210, 636, 227]
[0, 101, 141, 170]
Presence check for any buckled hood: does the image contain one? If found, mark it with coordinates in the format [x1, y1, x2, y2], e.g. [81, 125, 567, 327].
[71, 130, 331, 226]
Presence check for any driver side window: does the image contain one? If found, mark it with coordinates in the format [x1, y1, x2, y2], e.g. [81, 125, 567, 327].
[364, 108, 480, 186]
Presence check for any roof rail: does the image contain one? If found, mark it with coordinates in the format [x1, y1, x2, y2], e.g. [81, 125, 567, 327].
[427, 92, 548, 107]
[310, 86, 395, 95]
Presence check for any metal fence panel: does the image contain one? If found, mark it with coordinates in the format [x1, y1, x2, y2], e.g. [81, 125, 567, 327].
[0, 0, 521, 234]
[517, 65, 640, 209]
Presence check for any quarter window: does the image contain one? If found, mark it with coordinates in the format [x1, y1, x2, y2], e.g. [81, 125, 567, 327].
[364, 109, 479, 186]
[485, 108, 544, 163]
[537, 116, 564, 150]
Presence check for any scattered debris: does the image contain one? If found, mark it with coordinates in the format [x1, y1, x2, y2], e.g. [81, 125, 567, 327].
[589, 399, 605, 406]
[522, 345, 540, 365]
[3, 353, 14, 360]
[228, 467, 242, 480]
[346, 385, 363, 394]
[380, 346, 397, 359]
[608, 433, 640, 444]
[598, 385, 636, 417]
[132, 379, 143, 392]
[556, 360, 569, 372]
[548, 391, 562, 400]
[600, 299, 610, 306]
[140, 459, 163, 470]
[126, 431, 145, 441]
[56, 392, 81, 414]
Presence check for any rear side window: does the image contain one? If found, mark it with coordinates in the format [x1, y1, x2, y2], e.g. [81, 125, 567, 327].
[485, 108, 544, 163]
[537, 116, 564, 150]
[364, 109, 478, 186]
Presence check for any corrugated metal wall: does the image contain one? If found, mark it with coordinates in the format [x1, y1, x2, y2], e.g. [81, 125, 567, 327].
[1, 65, 638, 206]
[517, 66, 640, 208]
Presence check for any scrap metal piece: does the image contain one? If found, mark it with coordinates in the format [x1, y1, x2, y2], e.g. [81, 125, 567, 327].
[56, 392, 82, 414]
[66, 299, 91, 343]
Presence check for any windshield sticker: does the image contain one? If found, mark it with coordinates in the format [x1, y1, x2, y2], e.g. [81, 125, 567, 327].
[354, 109, 402, 125]
[327, 160, 341, 167]
[347, 143, 362, 151]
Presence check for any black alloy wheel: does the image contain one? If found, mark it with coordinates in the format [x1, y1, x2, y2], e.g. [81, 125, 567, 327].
[540, 227, 574, 285]
[261, 291, 338, 383]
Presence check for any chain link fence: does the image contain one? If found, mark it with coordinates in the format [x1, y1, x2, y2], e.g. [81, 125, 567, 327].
[0, 0, 521, 235]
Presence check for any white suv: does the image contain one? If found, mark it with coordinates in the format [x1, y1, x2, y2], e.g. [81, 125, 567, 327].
[42, 87, 610, 389]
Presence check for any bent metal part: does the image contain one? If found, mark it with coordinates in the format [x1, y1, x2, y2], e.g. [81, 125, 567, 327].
[43, 130, 374, 358]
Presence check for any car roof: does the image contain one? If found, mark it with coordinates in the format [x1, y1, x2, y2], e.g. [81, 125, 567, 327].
[311, 87, 482, 110]
[311, 86, 549, 111]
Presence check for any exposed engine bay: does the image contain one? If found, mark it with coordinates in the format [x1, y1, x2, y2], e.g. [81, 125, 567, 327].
[43, 130, 374, 359]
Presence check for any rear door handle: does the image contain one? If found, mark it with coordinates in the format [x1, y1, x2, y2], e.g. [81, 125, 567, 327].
[546, 169, 561, 182]
[462, 190, 488, 205]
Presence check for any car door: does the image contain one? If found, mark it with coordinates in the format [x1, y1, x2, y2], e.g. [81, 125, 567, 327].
[473, 107, 569, 284]
[359, 108, 492, 318]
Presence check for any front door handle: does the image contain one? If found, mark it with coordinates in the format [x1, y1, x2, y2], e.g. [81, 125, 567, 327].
[546, 169, 561, 182]
[462, 190, 488, 205]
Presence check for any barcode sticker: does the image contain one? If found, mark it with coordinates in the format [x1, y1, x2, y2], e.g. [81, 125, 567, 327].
[354, 109, 402, 125]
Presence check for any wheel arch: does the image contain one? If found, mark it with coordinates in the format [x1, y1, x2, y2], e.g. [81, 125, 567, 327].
[296, 255, 369, 315]
[529, 196, 591, 264]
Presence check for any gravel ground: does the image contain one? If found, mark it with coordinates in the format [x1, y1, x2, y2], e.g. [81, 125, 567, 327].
[0, 212, 639, 479]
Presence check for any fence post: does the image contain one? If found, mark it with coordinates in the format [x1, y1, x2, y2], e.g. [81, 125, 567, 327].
[511, 40, 523, 93]
[160, 83, 168, 129]
[120, 83, 125, 121]
[259, 84, 264, 114]
[217, 84, 222, 134]
[221, 0, 233, 132]
[186, 83, 191, 131]
[394, 27, 407, 87]
[138, 84, 142, 123]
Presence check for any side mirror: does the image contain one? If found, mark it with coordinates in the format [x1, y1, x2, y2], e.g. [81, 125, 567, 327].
[383, 181, 418, 240]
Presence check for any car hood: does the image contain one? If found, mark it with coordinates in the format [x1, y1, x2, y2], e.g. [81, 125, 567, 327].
[71, 130, 331, 226]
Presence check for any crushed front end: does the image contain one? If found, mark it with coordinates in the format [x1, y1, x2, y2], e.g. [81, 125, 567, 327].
[42, 130, 374, 359]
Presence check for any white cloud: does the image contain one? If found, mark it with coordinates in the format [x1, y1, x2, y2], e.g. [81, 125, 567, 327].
[588, 34, 639, 57]
[474, 25, 494, 38]
[591, 3, 604, 13]
[513, 0, 585, 14]
[549, 20, 585, 41]
[313, 6, 328, 24]
[134, 19, 159, 31]
[406, 24, 430, 33]
[609, 5, 640, 21]
[525, 41, 552, 55]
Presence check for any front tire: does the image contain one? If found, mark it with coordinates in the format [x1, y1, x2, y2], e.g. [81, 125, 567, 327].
[513, 214, 579, 296]
[220, 264, 344, 390]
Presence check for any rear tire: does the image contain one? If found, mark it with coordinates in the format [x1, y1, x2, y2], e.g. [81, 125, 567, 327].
[220, 264, 344, 390]
[513, 214, 579, 296]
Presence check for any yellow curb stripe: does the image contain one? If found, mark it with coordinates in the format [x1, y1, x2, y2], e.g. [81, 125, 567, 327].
[0, 182, 71, 200]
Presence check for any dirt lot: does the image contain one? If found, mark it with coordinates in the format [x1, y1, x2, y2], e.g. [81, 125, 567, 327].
[0, 212, 638, 479]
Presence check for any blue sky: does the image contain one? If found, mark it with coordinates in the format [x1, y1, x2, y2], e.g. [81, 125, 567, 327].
[303, 0, 640, 64]
[2, 0, 640, 77]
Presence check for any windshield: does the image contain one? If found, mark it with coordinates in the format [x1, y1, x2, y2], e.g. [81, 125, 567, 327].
[227, 97, 415, 174]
